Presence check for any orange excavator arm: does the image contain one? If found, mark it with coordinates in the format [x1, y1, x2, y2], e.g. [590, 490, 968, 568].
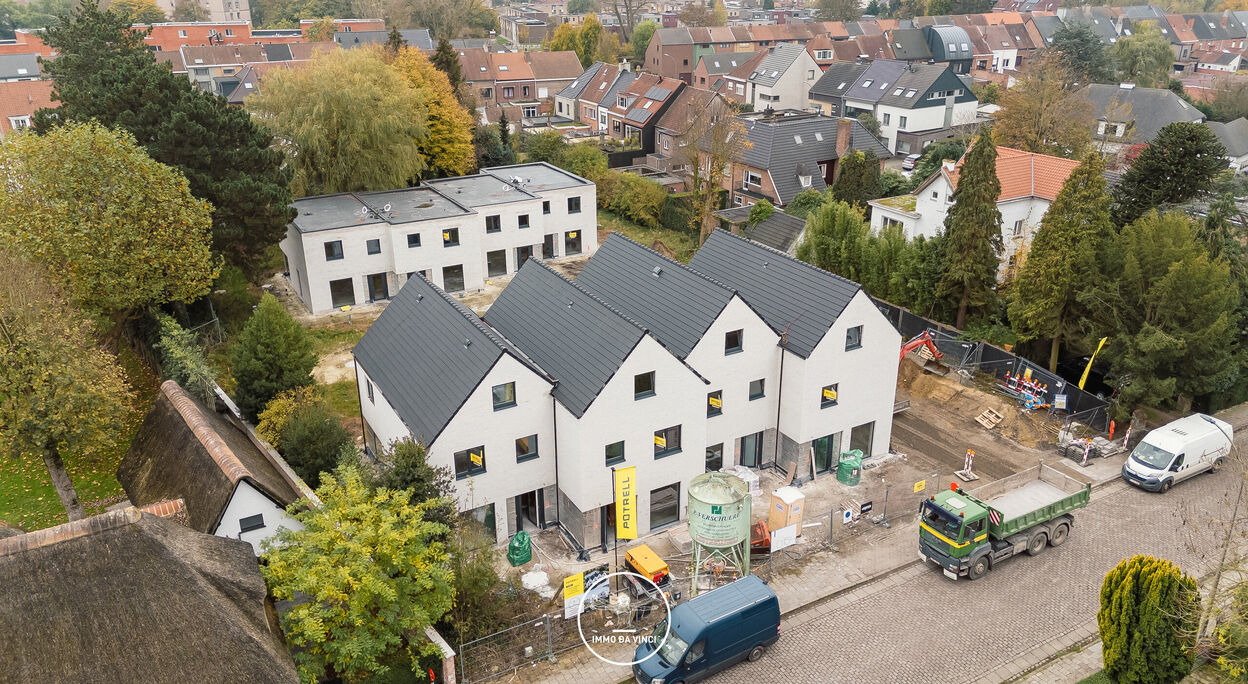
[900, 331, 944, 363]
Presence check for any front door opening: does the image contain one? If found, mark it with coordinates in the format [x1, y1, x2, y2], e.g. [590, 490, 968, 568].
[543, 233, 557, 259]
[813, 432, 842, 473]
[740, 431, 762, 468]
[516, 490, 541, 531]
[367, 272, 389, 301]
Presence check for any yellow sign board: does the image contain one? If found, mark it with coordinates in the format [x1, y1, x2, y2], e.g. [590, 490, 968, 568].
[913, 479, 926, 493]
[614, 466, 638, 540]
[563, 572, 584, 600]
[654, 435, 666, 448]
[708, 396, 722, 408]
[442, 231, 451, 241]
[569, 231, 578, 238]
[823, 387, 838, 401]
[470, 450, 483, 467]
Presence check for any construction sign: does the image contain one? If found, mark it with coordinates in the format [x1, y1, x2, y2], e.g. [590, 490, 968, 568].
[823, 387, 838, 402]
[913, 479, 926, 493]
[654, 434, 666, 449]
[614, 466, 637, 540]
[708, 395, 722, 409]
[470, 450, 482, 467]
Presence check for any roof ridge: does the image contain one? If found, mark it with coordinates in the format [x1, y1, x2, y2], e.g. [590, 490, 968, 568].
[0, 507, 142, 558]
[526, 259, 651, 336]
[602, 231, 741, 295]
[707, 228, 864, 292]
[161, 380, 251, 485]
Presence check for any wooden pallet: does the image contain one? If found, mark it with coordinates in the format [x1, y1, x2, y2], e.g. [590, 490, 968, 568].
[976, 408, 1004, 429]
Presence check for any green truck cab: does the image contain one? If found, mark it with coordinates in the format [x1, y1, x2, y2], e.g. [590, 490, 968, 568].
[918, 464, 1091, 580]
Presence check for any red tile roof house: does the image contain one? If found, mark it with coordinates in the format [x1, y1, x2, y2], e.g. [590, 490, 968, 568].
[0, 80, 53, 135]
[603, 73, 685, 156]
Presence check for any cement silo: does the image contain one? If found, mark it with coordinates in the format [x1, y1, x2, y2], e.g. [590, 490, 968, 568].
[687, 472, 752, 596]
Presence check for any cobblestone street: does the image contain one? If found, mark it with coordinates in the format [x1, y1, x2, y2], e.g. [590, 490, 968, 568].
[710, 472, 1240, 684]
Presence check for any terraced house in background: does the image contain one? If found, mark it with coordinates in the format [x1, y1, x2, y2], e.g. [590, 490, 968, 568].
[279, 163, 597, 314]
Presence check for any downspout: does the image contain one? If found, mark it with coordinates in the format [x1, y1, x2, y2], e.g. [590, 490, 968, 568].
[772, 333, 787, 471]
[551, 392, 560, 528]
[354, 355, 367, 457]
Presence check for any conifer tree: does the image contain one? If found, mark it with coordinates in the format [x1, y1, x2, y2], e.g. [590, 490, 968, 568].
[432, 37, 464, 92]
[229, 293, 316, 421]
[1098, 555, 1197, 683]
[939, 132, 1002, 328]
[1113, 122, 1228, 226]
[830, 150, 882, 210]
[1009, 152, 1114, 371]
[796, 200, 871, 282]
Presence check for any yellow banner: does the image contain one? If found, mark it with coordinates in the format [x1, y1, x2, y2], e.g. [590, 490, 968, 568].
[1080, 337, 1108, 390]
[823, 387, 837, 401]
[708, 396, 722, 408]
[569, 231, 578, 238]
[913, 479, 926, 493]
[563, 572, 584, 600]
[614, 466, 637, 540]
[654, 435, 666, 448]
[470, 450, 482, 466]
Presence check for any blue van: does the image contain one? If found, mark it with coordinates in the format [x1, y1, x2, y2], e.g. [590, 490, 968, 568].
[632, 575, 780, 684]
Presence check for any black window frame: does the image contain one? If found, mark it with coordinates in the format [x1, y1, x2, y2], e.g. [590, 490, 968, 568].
[367, 379, 375, 404]
[749, 378, 765, 400]
[324, 240, 344, 261]
[487, 249, 508, 277]
[442, 264, 465, 293]
[443, 228, 460, 247]
[845, 325, 863, 351]
[567, 196, 582, 214]
[605, 440, 625, 466]
[491, 381, 516, 410]
[634, 371, 655, 399]
[654, 425, 682, 458]
[366, 238, 381, 255]
[239, 513, 265, 533]
[707, 390, 722, 417]
[518, 213, 530, 229]
[542, 200, 551, 215]
[515, 434, 539, 463]
[725, 329, 744, 355]
[407, 233, 421, 248]
[821, 383, 838, 408]
[486, 215, 502, 233]
[454, 446, 486, 479]
[649, 481, 680, 529]
[705, 443, 724, 471]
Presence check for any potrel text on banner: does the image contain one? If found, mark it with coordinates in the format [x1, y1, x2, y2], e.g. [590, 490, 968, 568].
[614, 466, 637, 539]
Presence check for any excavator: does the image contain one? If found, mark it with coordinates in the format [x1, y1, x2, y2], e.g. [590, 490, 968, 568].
[899, 331, 944, 366]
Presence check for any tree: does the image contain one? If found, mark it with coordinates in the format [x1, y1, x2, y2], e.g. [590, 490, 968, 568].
[153, 313, 218, 404]
[229, 293, 316, 421]
[1114, 21, 1174, 88]
[305, 15, 336, 42]
[39, 1, 294, 274]
[0, 250, 135, 521]
[595, 30, 623, 64]
[559, 143, 608, 179]
[1099, 555, 1198, 683]
[1096, 211, 1239, 413]
[862, 0, 875, 12]
[830, 150, 882, 209]
[256, 385, 322, 448]
[279, 402, 353, 488]
[0, 122, 218, 326]
[631, 19, 657, 65]
[521, 129, 568, 165]
[679, 2, 712, 26]
[391, 0, 496, 40]
[856, 112, 881, 137]
[816, 0, 862, 21]
[170, 0, 208, 21]
[247, 47, 429, 196]
[971, 81, 1000, 105]
[796, 200, 871, 282]
[251, 0, 349, 28]
[880, 169, 910, 197]
[392, 46, 476, 179]
[1009, 152, 1114, 371]
[709, 0, 727, 25]
[110, 0, 167, 24]
[1112, 121, 1228, 226]
[367, 439, 456, 531]
[567, 0, 595, 12]
[606, 0, 640, 41]
[908, 139, 965, 188]
[474, 124, 514, 168]
[547, 21, 578, 53]
[939, 133, 1003, 329]
[432, 37, 464, 93]
[993, 56, 1093, 158]
[785, 188, 827, 220]
[683, 106, 750, 243]
[1208, 77, 1248, 122]
[1051, 22, 1115, 85]
[262, 465, 455, 683]
[892, 234, 948, 320]
[747, 199, 775, 229]
[575, 13, 605, 67]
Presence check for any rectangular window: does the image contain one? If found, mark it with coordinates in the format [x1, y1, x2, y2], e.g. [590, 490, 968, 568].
[329, 278, 354, 308]
[564, 230, 582, 255]
[568, 196, 582, 213]
[492, 382, 516, 410]
[443, 228, 460, 246]
[324, 240, 344, 261]
[1013, 220, 1024, 237]
[367, 380, 375, 404]
[503, 86, 515, 98]
[705, 443, 723, 471]
[749, 378, 765, 400]
[486, 215, 501, 233]
[846, 325, 863, 350]
[744, 170, 762, 187]
[518, 214, 530, 229]
[707, 390, 723, 417]
[542, 200, 551, 215]
[899, 115, 908, 128]
[486, 249, 507, 277]
[238, 514, 265, 533]
[654, 425, 681, 458]
[407, 233, 421, 248]
[725, 329, 743, 354]
[178, 30, 187, 37]
[523, 106, 537, 117]
[882, 112, 891, 126]
[454, 446, 486, 479]
[850, 421, 874, 455]
[822, 383, 838, 408]
[515, 434, 538, 462]
[366, 238, 381, 255]
[650, 482, 680, 529]
[442, 264, 465, 292]
[634, 371, 655, 399]
[605, 440, 625, 466]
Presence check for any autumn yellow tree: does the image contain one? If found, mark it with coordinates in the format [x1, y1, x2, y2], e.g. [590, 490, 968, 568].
[109, 0, 167, 24]
[993, 55, 1093, 158]
[391, 47, 476, 179]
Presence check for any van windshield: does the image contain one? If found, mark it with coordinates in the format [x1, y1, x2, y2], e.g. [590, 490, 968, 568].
[651, 618, 689, 667]
[1132, 442, 1176, 469]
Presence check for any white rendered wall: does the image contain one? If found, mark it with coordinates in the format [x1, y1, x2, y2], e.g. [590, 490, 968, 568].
[215, 480, 304, 555]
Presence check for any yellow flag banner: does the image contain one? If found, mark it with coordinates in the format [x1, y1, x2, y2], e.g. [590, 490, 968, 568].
[1080, 337, 1108, 390]
[614, 466, 637, 540]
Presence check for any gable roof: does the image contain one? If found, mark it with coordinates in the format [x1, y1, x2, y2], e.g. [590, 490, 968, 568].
[748, 43, 808, 87]
[698, 51, 757, 75]
[0, 509, 298, 682]
[525, 50, 583, 80]
[945, 145, 1081, 201]
[714, 206, 808, 254]
[354, 273, 551, 445]
[1208, 117, 1248, 157]
[0, 79, 52, 135]
[809, 61, 870, 101]
[117, 382, 305, 534]
[576, 233, 741, 359]
[335, 29, 433, 50]
[485, 260, 652, 417]
[688, 229, 863, 359]
[888, 28, 933, 60]
[655, 86, 723, 134]
[0, 53, 39, 80]
[556, 61, 603, 100]
[491, 51, 536, 82]
[1081, 83, 1205, 141]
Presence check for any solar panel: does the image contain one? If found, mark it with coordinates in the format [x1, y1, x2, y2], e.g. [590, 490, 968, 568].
[626, 109, 650, 123]
[645, 86, 672, 100]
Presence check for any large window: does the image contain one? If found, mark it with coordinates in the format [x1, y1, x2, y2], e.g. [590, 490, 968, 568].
[650, 482, 680, 529]
[329, 278, 354, 308]
[516, 434, 538, 462]
[822, 383, 838, 408]
[442, 265, 465, 293]
[407, 233, 421, 248]
[366, 238, 381, 255]
[845, 325, 863, 351]
[324, 240, 344, 261]
[518, 214, 530, 229]
[634, 371, 655, 399]
[567, 196, 582, 214]
[564, 230, 582, 255]
[492, 382, 516, 410]
[725, 329, 743, 354]
[654, 425, 681, 458]
[706, 443, 723, 472]
[605, 440, 625, 466]
[486, 215, 501, 233]
[443, 228, 460, 247]
[749, 378, 765, 400]
[850, 421, 874, 455]
[454, 446, 486, 479]
[487, 249, 507, 277]
[743, 170, 762, 188]
[707, 390, 722, 417]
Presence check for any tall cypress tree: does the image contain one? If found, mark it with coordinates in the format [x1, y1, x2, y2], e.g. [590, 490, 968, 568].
[1098, 555, 1197, 683]
[432, 37, 465, 93]
[1009, 152, 1114, 371]
[830, 150, 882, 210]
[36, 0, 293, 275]
[939, 131, 1002, 328]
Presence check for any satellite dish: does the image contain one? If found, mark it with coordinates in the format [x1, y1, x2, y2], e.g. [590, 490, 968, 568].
[383, 203, 392, 213]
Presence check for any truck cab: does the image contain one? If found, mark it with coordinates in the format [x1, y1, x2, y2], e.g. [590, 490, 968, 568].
[918, 489, 990, 580]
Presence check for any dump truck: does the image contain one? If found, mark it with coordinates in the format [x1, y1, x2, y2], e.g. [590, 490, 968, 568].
[918, 463, 1091, 580]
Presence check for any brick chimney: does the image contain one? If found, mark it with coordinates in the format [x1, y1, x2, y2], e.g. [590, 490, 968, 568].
[836, 117, 852, 157]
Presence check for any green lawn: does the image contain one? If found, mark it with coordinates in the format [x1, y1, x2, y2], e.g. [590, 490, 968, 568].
[1077, 671, 1112, 684]
[597, 209, 699, 263]
[323, 379, 361, 424]
[307, 325, 365, 356]
[0, 343, 159, 531]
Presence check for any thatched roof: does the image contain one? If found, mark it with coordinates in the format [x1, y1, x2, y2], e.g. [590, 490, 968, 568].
[0, 508, 298, 682]
[117, 381, 303, 534]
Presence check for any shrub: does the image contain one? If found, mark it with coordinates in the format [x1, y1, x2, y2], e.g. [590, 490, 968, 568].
[279, 402, 354, 488]
[1098, 555, 1198, 684]
[605, 171, 667, 227]
[368, 439, 456, 532]
[560, 144, 608, 180]
[256, 385, 322, 448]
[229, 293, 316, 421]
[660, 192, 694, 234]
[153, 313, 218, 404]
[210, 265, 259, 334]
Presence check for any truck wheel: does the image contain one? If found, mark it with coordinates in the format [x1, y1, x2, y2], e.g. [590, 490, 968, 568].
[1027, 530, 1048, 556]
[1160, 479, 1172, 493]
[748, 645, 766, 662]
[1212, 458, 1226, 474]
[967, 556, 989, 580]
[1049, 523, 1070, 547]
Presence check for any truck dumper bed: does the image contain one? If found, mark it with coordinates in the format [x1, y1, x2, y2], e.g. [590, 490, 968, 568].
[968, 464, 1090, 538]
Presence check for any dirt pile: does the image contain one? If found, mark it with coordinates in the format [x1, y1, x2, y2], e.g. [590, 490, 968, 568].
[898, 359, 1054, 448]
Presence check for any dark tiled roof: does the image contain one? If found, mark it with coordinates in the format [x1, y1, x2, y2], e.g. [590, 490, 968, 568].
[556, 61, 604, 100]
[714, 208, 807, 253]
[888, 28, 932, 60]
[576, 233, 735, 359]
[749, 43, 807, 87]
[1209, 117, 1248, 156]
[809, 61, 869, 101]
[353, 275, 550, 446]
[485, 260, 648, 417]
[688, 229, 863, 359]
[1082, 84, 1205, 141]
[335, 29, 433, 50]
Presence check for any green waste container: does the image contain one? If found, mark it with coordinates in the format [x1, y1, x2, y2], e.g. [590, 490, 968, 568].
[837, 450, 863, 486]
[507, 531, 532, 567]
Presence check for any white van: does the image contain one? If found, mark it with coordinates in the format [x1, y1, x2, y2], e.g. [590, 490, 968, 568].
[1122, 413, 1233, 493]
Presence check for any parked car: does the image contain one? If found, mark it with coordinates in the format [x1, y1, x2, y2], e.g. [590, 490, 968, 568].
[1121, 414, 1233, 493]
[901, 154, 922, 170]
